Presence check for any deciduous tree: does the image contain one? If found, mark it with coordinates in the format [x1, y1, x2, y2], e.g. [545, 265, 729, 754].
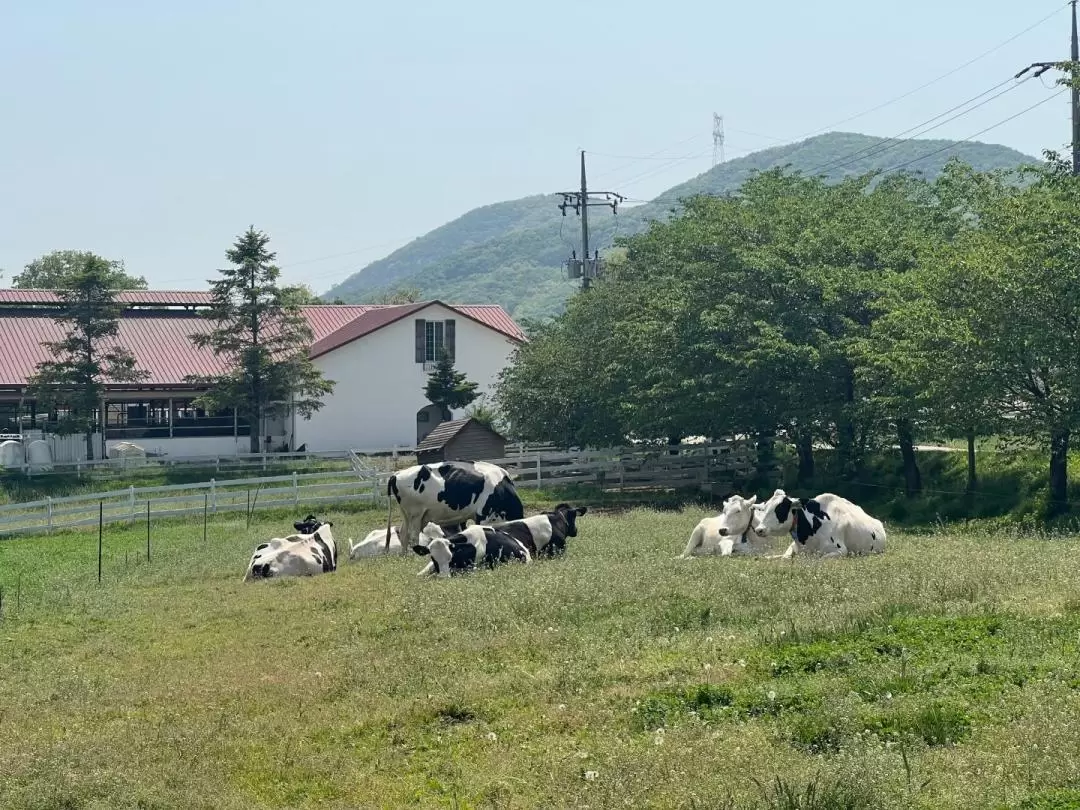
[14, 250, 147, 290]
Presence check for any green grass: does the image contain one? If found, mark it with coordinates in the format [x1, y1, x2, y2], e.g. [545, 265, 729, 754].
[2, 498, 1080, 808]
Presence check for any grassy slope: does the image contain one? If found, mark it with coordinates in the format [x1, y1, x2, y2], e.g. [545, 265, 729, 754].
[324, 133, 1036, 319]
[2, 497, 1080, 808]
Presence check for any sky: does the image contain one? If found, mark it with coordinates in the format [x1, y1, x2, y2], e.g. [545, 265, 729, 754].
[0, 0, 1074, 293]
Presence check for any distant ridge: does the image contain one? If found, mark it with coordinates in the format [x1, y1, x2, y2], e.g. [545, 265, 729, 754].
[324, 132, 1037, 320]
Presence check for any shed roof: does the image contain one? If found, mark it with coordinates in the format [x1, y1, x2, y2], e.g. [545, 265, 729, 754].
[414, 418, 508, 453]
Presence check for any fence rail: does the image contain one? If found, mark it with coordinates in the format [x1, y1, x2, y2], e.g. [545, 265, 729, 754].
[0, 470, 381, 537]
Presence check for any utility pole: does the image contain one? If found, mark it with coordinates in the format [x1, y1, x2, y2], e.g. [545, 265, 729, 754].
[712, 113, 725, 166]
[1015, 0, 1080, 174]
[558, 151, 624, 291]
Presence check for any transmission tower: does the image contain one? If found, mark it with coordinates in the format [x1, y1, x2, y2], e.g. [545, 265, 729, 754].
[712, 113, 725, 166]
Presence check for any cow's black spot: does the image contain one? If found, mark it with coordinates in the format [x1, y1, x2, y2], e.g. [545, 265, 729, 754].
[448, 540, 478, 571]
[497, 520, 539, 556]
[803, 499, 830, 522]
[792, 508, 820, 545]
[437, 463, 486, 511]
[871, 532, 877, 541]
[775, 497, 792, 525]
[481, 475, 525, 521]
[412, 544, 430, 556]
[311, 532, 336, 572]
[480, 527, 530, 568]
[251, 563, 272, 579]
[256, 543, 269, 551]
[414, 465, 433, 494]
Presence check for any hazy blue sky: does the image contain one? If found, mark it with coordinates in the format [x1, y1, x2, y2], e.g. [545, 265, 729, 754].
[0, 0, 1072, 293]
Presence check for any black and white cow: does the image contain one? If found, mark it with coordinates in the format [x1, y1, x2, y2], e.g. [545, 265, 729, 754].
[752, 488, 887, 559]
[490, 503, 588, 558]
[244, 518, 338, 581]
[412, 522, 531, 577]
[385, 460, 524, 554]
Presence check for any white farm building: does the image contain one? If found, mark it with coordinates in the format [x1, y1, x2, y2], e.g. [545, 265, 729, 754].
[0, 290, 525, 462]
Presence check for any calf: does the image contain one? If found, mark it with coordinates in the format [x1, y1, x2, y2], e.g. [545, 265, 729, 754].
[491, 503, 588, 558]
[385, 460, 524, 554]
[752, 488, 886, 559]
[349, 526, 402, 559]
[413, 522, 531, 578]
[244, 521, 338, 581]
[678, 494, 766, 558]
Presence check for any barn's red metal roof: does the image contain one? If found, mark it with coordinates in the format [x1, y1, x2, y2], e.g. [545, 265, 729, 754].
[0, 297, 524, 388]
[0, 289, 217, 306]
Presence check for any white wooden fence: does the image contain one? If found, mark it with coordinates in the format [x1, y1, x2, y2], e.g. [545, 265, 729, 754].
[0, 470, 381, 537]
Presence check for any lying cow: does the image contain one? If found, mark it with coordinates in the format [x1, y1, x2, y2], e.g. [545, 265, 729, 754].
[385, 460, 524, 554]
[349, 526, 402, 559]
[244, 519, 338, 581]
[491, 503, 588, 558]
[413, 522, 531, 578]
[752, 488, 886, 559]
[678, 494, 767, 558]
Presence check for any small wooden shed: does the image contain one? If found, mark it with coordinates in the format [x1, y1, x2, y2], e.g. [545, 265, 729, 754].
[415, 417, 507, 465]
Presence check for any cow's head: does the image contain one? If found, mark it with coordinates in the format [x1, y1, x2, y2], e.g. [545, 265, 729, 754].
[413, 537, 453, 578]
[487, 476, 525, 521]
[714, 494, 758, 554]
[294, 514, 327, 534]
[553, 503, 588, 537]
[753, 489, 798, 538]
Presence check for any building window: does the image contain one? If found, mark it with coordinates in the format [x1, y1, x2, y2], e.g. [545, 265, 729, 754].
[171, 399, 249, 438]
[425, 320, 444, 362]
[101, 399, 250, 439]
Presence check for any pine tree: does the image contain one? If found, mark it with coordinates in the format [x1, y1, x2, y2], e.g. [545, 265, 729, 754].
[27, 256, 147, 460]
[423, 349, 479, 421]
[189, 227, 335, 453]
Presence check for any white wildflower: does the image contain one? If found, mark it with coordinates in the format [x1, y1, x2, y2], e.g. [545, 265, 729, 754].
[584, 770, 599, 781]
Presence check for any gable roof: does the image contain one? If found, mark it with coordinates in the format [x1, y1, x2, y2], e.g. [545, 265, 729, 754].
[308, 300, 526, 359]
[0, 294, 525, 389]
[415, 417, 507, 453]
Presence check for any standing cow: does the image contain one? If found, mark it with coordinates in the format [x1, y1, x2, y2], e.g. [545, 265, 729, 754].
[385, 460, 524, 554]
[752, 488, 886, 559]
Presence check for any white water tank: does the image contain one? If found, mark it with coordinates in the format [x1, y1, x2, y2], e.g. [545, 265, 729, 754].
[0, 440, 23, 469]
[27, 440, 53, 472]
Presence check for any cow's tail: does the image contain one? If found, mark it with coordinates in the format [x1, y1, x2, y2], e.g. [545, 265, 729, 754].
[385, 475, 397, 550]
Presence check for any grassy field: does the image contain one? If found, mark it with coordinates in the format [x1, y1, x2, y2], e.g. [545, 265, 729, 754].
[2, 497, 1080, 809]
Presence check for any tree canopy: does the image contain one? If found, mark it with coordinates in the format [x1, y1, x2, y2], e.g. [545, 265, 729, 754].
[14, 250, 147, 290]
[188, 227, 335, 453]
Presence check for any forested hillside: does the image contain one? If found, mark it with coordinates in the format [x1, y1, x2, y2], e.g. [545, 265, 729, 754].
[324, 132, 1036, 318]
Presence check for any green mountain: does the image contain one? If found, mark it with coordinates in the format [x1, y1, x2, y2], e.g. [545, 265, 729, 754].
[324, 132, 1037, 320]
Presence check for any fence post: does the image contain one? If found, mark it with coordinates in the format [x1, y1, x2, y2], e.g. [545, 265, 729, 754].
[146, 500, 151, 562]
[46, 496, 53, 533]
[97, 501, 103, 584]
[535, 454, 542, 489]
[210, 479, 218, 513]
[293, 471, 299, 506]
[129, 485, 136, 521]
[203, 492, 208, 544]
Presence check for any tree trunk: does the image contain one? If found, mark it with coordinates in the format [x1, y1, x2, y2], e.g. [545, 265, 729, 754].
[896, 418, 921, 497]
[796, 429, 815, 483]
[756, 429, 776, 480]
[836, 369, 857, 480]
[85, 419, 95, 462]
[1050, 428, 1070, 515]
[965, 428, 977, 494]
[249, 407, 261, 455]
[667, 434, 681, 456]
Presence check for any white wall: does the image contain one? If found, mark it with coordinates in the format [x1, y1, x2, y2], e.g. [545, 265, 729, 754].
[295, 303, 517, 452]
[105, 436, 246, 458]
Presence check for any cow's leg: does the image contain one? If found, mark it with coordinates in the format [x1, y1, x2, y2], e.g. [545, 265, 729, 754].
[400, 514, 417, 556]
[677, 523, 705, 560]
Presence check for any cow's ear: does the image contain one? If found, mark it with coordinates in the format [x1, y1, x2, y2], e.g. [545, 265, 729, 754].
[412, 545, 430, 556]
[577, 506, 588, 516]
[746, 495, 757, 506]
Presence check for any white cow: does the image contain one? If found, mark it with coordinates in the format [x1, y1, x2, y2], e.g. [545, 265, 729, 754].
[677, 494, 767, 558]
[349, 526, 402, 559]
[385, 460, 524, 555]
[752, 489, 886, 559]
[243, 522, 338, 581]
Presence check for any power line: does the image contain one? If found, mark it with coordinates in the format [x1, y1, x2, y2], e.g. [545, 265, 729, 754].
[880, 89, 1066, 175]
[804, 76, 1031, 176]
[790, 2, 1069, 143]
